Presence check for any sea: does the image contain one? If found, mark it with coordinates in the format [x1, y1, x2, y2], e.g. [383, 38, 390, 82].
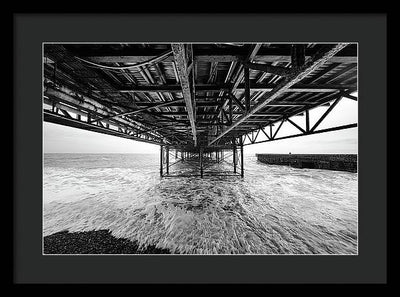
[43, 153, 358, 254]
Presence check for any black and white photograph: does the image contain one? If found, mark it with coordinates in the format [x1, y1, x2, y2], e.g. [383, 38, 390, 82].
[42, 42, 358, 255]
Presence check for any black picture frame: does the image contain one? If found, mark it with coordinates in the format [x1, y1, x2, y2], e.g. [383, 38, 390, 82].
[13, 13, 388, 284]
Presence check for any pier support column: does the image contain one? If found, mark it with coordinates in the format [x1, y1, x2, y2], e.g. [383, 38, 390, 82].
[240, 144, 244, 178]
[200, 148, 204, 178]
[233, 144, 237, 174]
[166, 146, 170, 175]
[160, 145, 163, 177]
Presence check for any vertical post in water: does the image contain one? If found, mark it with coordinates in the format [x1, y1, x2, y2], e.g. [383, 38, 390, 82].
[160, 145, 163, 177]
[166, 146, 170, 175]
[240, 143, 244, 178]
[233, 139, 237, 174]
[200, 148, 203, 178]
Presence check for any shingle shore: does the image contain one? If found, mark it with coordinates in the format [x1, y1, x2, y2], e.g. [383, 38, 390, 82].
[43, 229, 173, 254]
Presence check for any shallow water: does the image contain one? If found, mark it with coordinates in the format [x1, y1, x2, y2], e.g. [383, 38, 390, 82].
[43, 153, 358, 254]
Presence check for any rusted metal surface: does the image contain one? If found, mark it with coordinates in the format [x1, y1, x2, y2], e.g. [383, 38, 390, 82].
[43, 43, 358, 177]
[208, 43, 350, 145]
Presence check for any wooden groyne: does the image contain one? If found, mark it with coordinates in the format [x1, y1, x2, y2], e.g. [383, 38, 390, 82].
[256, 154, 357, 173]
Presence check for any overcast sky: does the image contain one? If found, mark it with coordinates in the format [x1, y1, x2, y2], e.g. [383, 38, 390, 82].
[44, 94, 357, 155]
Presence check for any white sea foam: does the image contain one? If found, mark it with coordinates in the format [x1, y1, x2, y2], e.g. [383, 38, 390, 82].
[43, 153, 358, 254]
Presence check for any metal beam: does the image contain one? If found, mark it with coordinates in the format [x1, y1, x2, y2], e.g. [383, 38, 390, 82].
[44, 110, 164, 145]
[118, 83, 356, 93]
[233, 141, 237, 173]
[229, 95, 233, 124]
[287, 118, 306, 133]
[243, 123, 357, 146]
[160, 145, 163, 177]
[90, 99, 185, 123]
[244, 66, 251, 111]
[172, 44, 197, 146]
[291, 44, 306, 68]
[166, 146, 170, 175]
[229, 93, 245, 112]
[240, 143, 244, 178]
[232, 44, 262, 93]
[243, 62, 291, 77]
[83, 54, 356, 65]
[305, 109, 310, 132]
[310, 96, 342, 132]
[208, 43, 349, 145]
[220, 91, 343, 140]
[204, 44, 261, 131]
[200, 147, 203, 178]
[260, 126, 271, 140]
[44, 86, 185, 144]
[340, 91, 358, 101]
[45, 87, 146, 131]
[132, 100, 222, 107]
[147, 111, 281, 116]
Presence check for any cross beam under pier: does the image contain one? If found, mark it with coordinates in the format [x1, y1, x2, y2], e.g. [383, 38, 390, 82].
[43, 42, 357, 180]
[208, 43, 350, 146]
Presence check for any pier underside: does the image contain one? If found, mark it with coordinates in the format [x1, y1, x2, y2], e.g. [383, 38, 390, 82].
[43, 43, 357, 177]
[160, 145, 244, 178]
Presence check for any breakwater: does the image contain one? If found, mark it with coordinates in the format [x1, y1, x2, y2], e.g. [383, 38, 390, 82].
[256, 154, 357, 173]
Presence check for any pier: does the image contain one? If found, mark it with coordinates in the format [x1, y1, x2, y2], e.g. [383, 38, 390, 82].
[256, 154, 357, 172]
[43, 43, 358, 177]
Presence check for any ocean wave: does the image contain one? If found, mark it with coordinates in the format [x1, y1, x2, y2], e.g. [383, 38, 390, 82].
[43, 154, 358, 254]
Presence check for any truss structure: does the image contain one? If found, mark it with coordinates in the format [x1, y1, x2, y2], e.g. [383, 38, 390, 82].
[43, 43, 357, 177]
